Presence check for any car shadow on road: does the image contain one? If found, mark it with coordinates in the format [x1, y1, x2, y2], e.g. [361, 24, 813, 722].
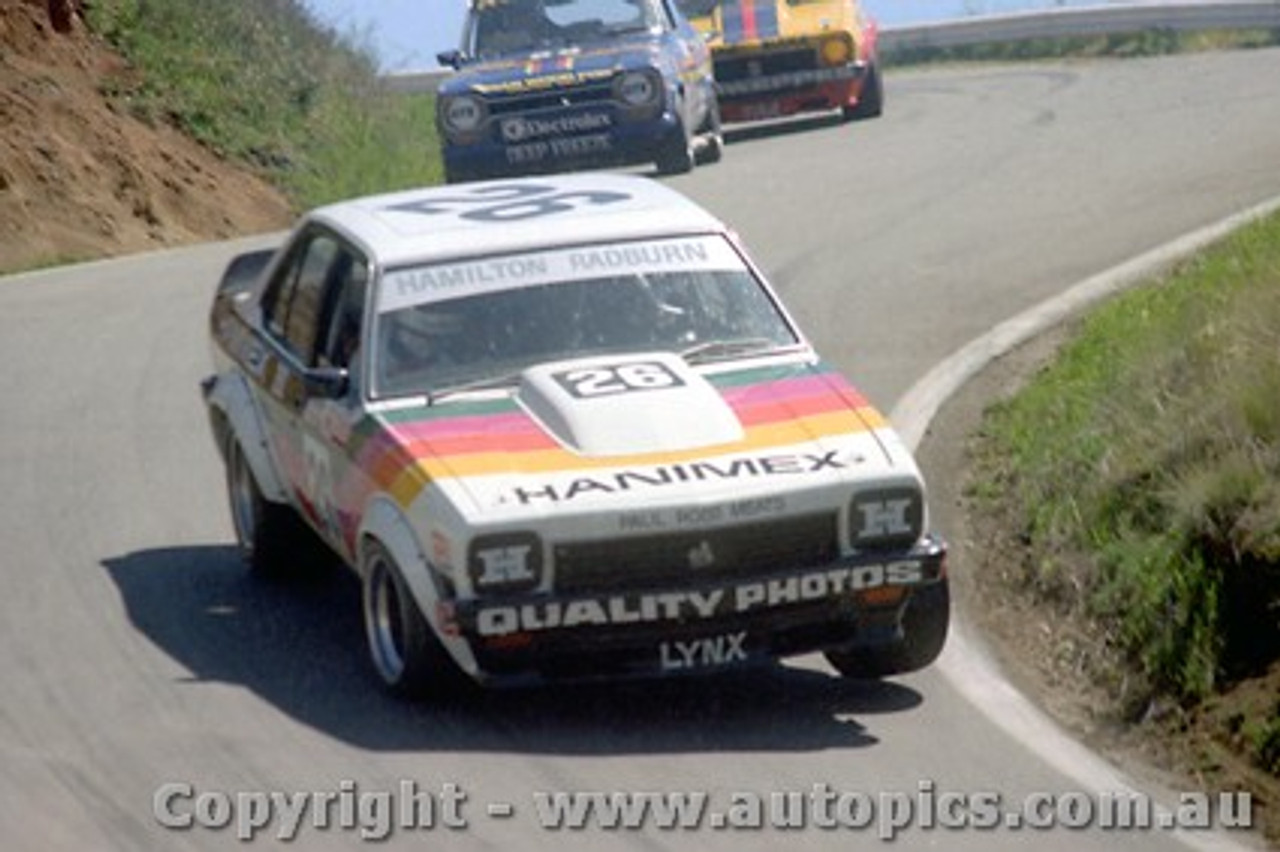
[103, 544, 925, 756]
[721, 113, 846, 147]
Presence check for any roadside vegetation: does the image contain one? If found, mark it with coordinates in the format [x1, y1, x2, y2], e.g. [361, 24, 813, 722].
[968, 211, 1280, 783]
[84, 0, 442, 210]
[884, 27, 1280, 66]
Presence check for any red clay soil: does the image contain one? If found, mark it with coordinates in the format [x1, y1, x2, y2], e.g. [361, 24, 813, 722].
[0, 0, 292, 273]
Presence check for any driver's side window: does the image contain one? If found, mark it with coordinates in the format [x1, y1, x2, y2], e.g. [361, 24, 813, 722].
[317, 253, 369, 374]
[262, 231, 336, 362]
[261, 230, 365, 370]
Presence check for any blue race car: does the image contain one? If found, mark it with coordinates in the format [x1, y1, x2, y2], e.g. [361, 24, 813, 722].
[436, 0, 723, 183]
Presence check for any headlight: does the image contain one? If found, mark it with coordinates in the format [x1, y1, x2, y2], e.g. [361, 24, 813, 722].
[849, 487, 923, 550]
[613, 69, 662, 110]
[468, 532, 542, 593]
[820, 34, 853, 67]
[440, 93, 487, 137]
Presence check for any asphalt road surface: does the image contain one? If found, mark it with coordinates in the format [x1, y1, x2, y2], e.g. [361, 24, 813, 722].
[2, 49, 1279, 851]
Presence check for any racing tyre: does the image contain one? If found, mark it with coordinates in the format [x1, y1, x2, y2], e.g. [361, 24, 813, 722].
[225, 437, 308, 577]
[842, 61, 884, 122]
[362, 541, 466, 699]
[825, 579, 950, 679]
[695, 100, 724, 166]
[655, 121, 696, 175]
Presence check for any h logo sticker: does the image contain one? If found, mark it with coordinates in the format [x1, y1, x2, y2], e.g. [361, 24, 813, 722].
[854, 489, 920, 543]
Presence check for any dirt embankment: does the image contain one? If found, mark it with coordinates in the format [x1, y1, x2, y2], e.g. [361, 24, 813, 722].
[0, 0, 292, 273]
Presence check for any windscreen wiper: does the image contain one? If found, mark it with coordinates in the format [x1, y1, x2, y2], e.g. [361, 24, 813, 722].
[679, 338, 800, 365]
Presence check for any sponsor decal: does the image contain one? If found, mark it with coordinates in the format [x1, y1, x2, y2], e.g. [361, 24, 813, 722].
[524, 51, 577, 76]
[385, 182, 631, 224]
[344, 364, 883, 508]
[857, 498, 913, 538]
[852, 487, 924, 544]
[473, 560, 927, 637]
[554, 361, 685, 399]
[500, 112, 611, 143]
[505, 133, 612, 165]
[719, 65, 860, 97]
[738, 100, 783, 121]
[660, 631, 747, 670]
[379, 235, 742, 313]
[618, 495, 787, 532]
[687, 540, 716, 570]
[510, 451, 845, 505]
[474, 544, 535, 584]
[474, 69, 613, 95]
[431, 531, 454, 568]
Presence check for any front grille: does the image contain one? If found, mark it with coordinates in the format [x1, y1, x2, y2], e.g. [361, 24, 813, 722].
[484, 82, 616, 117]
[553, 512, 839, 594]
[714, 48, 817, 83]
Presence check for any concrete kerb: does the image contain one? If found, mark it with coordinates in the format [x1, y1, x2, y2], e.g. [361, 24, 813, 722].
[892, 194, 1280, 852]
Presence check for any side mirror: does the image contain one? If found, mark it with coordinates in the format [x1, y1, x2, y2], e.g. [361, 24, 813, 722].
[216, 248, 276, 298]
[303, 366, 350, 400]
[436, 49, 464, 69]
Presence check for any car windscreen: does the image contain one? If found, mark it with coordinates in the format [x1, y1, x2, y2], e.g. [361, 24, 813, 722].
[373, 235, 801, 399]
[674, 0, 719, 17]
[470, 0, 661, 58]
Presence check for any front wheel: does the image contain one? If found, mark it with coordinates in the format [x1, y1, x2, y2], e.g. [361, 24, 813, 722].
[655, 120, 696, 175]
[842, 62, 884, 122]
[825, 580, 950, 679]
[695, 99, 724, 165]
[362, 541, 466, 699]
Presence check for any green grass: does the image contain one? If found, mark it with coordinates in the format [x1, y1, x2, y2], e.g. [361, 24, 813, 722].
[884, 27, 1280, 67]
[969, 212, 1280, 771]
[4, 252, 99, 275]
[85, 0, 442, 210]
[1254, 707, 1280, 775]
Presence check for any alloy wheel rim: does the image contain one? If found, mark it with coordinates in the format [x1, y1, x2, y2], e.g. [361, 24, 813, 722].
[369, 559, 407, 682]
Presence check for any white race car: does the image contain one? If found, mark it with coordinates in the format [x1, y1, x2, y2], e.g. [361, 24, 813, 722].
[202, 174, 948, 696]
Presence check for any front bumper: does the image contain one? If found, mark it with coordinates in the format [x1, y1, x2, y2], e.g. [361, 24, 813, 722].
[453, 535, 946, 684]
[717, 64, 867, 121]
[442, 107, 682, 181]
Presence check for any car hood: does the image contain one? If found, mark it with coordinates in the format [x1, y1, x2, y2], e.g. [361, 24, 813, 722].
[360, 356, 913, 524]
[440, 37, 663, 96]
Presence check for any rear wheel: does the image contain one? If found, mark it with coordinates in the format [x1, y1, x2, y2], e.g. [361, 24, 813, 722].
[825, 580, 950, 679]
[225, 437, 307, 577]
[842, 61, 884, 122]
[362, 541, 466, 699]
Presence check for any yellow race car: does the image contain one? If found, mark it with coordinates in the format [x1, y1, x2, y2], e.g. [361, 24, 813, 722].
[679, 0, 883, 123]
